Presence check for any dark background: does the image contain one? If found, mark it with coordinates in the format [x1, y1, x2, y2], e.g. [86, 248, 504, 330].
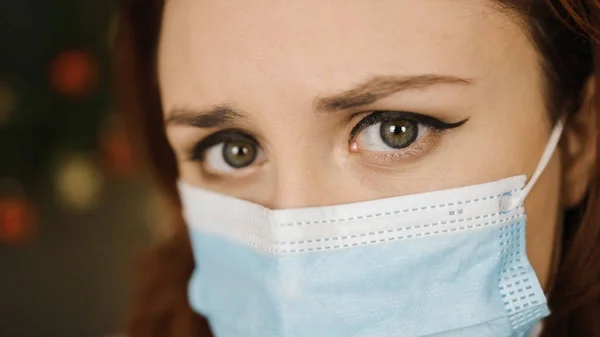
[0, 1, 160, 336]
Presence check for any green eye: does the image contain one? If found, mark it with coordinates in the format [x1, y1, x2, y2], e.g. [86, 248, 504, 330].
[350, 111, 467, 157]
[193, 130, 266, 177]
[380, 119, 418, 149]
[222, 140, 258, 168]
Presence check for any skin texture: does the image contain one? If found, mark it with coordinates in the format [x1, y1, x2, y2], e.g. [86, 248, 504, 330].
[158, 0, 596, 291]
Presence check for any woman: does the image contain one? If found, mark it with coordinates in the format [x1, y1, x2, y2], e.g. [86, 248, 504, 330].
[117, 0, 600, 336]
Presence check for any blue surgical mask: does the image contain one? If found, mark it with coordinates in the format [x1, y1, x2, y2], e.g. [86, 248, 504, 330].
[178, 121, 564, 337]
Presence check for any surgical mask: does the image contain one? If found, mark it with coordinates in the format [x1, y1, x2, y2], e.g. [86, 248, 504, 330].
[178, 121, 564, 337]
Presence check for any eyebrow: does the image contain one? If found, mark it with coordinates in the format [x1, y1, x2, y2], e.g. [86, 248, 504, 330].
[165, 104, 245, 128]
[165, 74, 471, 128]
[314, 74, 471, 112]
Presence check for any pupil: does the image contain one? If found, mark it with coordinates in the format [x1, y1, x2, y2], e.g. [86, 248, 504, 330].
[380, 120, 417, 149]
[223, 141, 257, 168]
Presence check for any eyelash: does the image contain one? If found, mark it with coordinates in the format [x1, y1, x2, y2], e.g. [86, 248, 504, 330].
[190, 129, 259, 161]
[349, 111, 466, 140]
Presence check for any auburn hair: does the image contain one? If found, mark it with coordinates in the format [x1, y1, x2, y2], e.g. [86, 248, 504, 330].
[115, 1, 600, 336]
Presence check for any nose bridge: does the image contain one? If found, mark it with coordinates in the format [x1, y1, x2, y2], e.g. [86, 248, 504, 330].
[270, 147, 330, 209]
[252, 91, 339, 209]
[263, 131, 336, 209]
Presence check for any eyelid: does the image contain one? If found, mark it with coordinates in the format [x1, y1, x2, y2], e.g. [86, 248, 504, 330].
[190, 129, 259, 161]
[349, 111, 468, 142]
[202, 143, 267, 178]
[348, 110, 468, 167]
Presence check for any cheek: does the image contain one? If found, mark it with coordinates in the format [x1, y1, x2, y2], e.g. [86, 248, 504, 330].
[523, 152, 562, 291]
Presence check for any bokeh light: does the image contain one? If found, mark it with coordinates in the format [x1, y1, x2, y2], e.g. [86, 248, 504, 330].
[53, 154, 104, 211]
[49, 50, 98, 97]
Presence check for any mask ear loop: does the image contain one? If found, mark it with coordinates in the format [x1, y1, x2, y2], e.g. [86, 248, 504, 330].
[501, 119, 566, 212]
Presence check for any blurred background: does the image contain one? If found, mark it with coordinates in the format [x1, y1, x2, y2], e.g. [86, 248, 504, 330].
[0, 1, 167, 336]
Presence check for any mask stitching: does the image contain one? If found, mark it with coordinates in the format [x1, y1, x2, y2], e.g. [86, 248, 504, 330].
[276, 211, 522, 246]
[191, 212, 524, 254]
[187, 188, 521, 227]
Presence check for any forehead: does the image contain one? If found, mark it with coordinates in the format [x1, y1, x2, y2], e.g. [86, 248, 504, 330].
[158, 0, 531, 111]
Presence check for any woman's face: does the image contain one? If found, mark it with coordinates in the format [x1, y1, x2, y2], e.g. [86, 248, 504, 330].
[159, 0, 568, 289]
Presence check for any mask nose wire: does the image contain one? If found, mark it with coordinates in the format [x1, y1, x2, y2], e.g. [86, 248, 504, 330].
[505, 118, 566, 211]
